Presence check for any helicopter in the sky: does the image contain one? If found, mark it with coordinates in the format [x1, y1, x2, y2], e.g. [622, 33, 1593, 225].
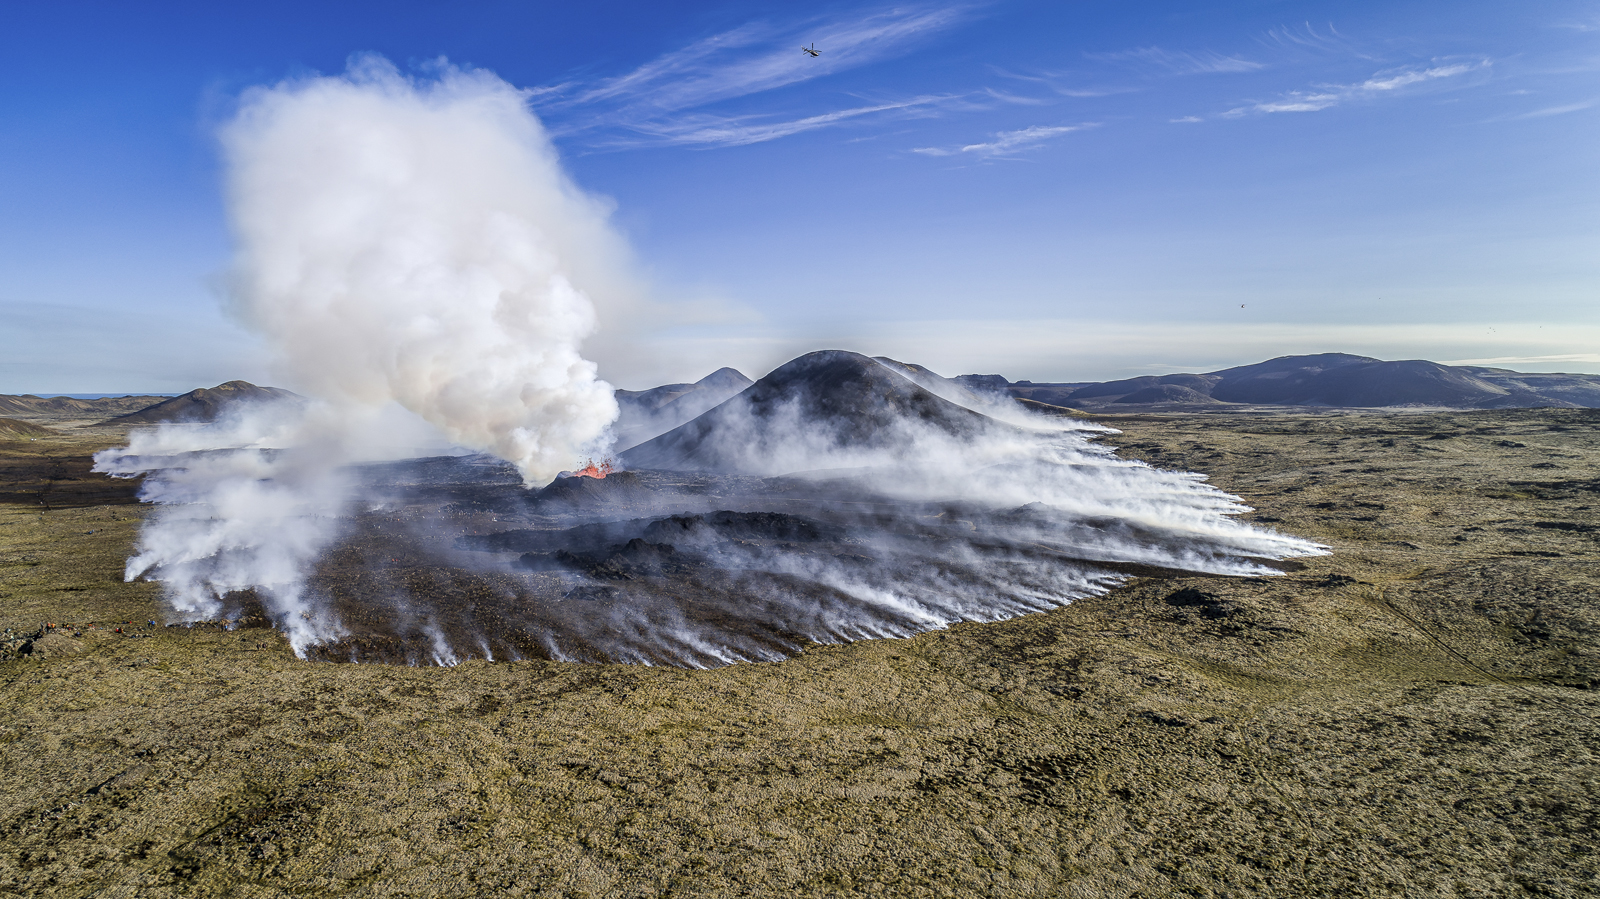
[801, 43, 820, 57]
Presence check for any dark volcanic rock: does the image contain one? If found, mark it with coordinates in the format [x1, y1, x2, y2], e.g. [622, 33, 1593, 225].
[467, 509, 845, 558]
[641, 510, 846, 546]
[530, 471, 661, 510]
[537, 538, 689, 581]
[1163, 587, 1241, 620]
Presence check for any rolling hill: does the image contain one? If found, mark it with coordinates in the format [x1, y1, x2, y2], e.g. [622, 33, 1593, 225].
[98, 381, 302, 426]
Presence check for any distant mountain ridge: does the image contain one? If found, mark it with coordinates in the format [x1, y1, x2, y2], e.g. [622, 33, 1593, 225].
[967, 354, 1600, 410]
[0, 382, 301, 428]
[0, 393, 174, 419]
[5, 351, 1593, 448]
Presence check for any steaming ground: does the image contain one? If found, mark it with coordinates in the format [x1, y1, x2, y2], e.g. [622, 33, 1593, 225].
[305, 450, 1317, 667]
[97, 355, 1325, 667]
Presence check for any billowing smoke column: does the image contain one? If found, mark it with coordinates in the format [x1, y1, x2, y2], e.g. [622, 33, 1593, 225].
[95, 57, 623, 654]
[223, 55, 618, 481]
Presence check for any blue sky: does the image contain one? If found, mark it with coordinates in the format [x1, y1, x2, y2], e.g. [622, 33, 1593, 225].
[2, 1, 1597, 392]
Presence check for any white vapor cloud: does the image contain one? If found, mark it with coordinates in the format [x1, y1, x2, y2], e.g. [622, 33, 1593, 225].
[222, 56, 621, 481]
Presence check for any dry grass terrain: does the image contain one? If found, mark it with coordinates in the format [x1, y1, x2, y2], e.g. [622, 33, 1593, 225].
[1, 410, 1596, 898]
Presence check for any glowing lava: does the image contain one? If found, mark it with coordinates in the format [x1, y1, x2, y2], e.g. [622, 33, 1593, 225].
[571, 459, 614, 479]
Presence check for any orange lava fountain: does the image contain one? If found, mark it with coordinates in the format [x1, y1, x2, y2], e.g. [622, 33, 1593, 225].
[571, 458, 614, 479]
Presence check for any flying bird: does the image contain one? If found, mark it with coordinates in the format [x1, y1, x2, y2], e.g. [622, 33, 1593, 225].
[801, 43, 820, 57]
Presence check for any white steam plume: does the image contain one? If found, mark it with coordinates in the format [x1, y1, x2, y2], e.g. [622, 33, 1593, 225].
[222, 55, 618, 482]
[97, 57, 627, 654]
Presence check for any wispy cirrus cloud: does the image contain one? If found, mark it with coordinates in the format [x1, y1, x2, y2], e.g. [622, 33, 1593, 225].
[1511, 99, 1595, 119]
[993, 69, 1132, 98]
[1553, 16, 1600, 33]
[605, 96, 961, 149]
[538, 5, 975, 148]
[1087, 45, 1265, 75]
[983, 87, 1053, 106]
[912, 123, 1095, 158]
[1221, 60, 1488, 116]
[1259, 21, 1369, 58]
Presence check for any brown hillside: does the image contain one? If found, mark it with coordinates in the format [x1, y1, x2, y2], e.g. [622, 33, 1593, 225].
[99, 380, 301, 426]
[0, 418, 58, 439]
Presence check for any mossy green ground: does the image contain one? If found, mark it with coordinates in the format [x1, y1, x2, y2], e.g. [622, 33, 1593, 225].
[1, 410, 1596, 897]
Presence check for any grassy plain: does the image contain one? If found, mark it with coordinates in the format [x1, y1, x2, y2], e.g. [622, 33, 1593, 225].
[1, 410, 1596, 898]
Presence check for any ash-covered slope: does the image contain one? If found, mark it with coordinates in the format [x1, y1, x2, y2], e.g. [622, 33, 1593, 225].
[612, 367, 752, 450]
[871, 357, 1005, 411]
[100, 381, 302, 426]
[620, 351, 1004, 475]
[979, 353, 1600, 409]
